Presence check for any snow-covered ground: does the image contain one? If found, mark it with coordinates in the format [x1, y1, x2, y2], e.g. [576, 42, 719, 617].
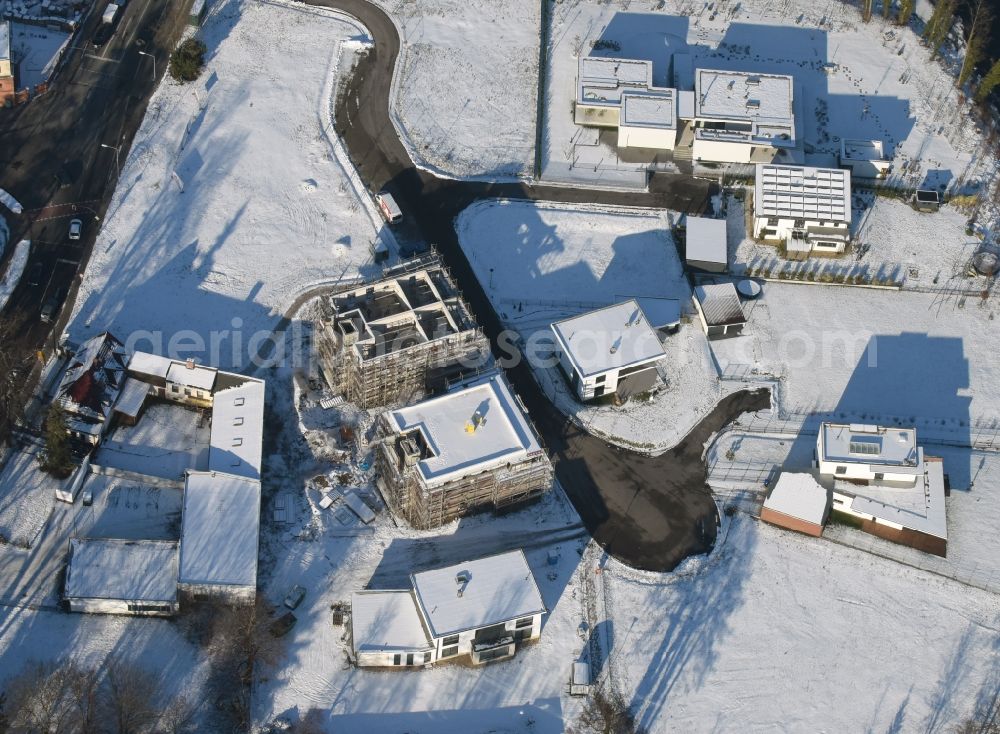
[8, 22, 70, 89]
[95, 403, 210, 481]
[456, 199, 752, 453]
[68, 0, 383, 369]
[372, 0, 539, 179]
[0, 239, 29, 313]
[0, 448, 64, 548]
[544, 0, 996, 193]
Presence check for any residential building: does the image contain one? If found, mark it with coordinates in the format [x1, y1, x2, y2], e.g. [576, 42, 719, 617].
[752, 163, 852, 258]
[691, 69, 796, 163]
[351, 550, 546, 667]
[127, 352, 221, 408]
[550, 300, 666, 401]
[375, 372, 552, 529]
[64, 538, 179, 616]
[760, 473, 829, 537]
[317, 256, 490, 409]
[839, 139, 891, 179]
[692, 283, 747, 338]
[55, 332, 128, 445]
[684, 216, 728, 273]
[618, 89, 678, 149]
[0, 21, 13, 105]
[816, 422, 947, 556]
[178, 470, 261, 604]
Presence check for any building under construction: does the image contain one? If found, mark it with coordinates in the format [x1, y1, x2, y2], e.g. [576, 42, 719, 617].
[317, 256, 490, 409]
[375, 371, 553, 529]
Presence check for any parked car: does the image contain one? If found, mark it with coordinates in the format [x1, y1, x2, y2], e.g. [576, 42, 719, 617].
[40, 287, 68, 324]
[374, 191, 403, 224]
[92, 23, 115, 48]
[283, 585, 306, 610]
[27, 262, 44, 287]
[68, 218, 83, 241]
[268, 611, 297, 637]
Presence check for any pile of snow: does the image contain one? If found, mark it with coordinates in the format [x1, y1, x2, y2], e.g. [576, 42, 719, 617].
[69, 0, 381, 369]
[373, 0, 539, 179]
[0, 188, 22, 215]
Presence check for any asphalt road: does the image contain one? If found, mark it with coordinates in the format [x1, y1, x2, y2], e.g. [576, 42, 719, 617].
[0, 0, 189, 360]
[317, 0, 771, 571]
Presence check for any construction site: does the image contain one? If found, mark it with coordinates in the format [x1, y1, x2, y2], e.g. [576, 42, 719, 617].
[373, 372, 554, 529]
[316, 255, 491, 409]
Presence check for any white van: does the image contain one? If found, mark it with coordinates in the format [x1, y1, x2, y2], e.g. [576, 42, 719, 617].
[374, 191, 403, 224]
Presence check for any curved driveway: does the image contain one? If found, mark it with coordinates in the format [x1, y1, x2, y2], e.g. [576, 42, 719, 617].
[311, 0, 770, 571]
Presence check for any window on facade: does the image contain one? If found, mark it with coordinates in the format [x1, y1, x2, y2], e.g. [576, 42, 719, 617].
[874, 473, 884, 481]
[127, 603, 171, 613]
[393, 654, 401, 666]
[441, 645, 459, 658]
[406, 653, 414, 666]
[477, 646, 510, 663]
[423, 651, 432, 664]
[234, 397, 245, 406]
[171, 385, 180, 393]
[793, 219, 805, 228]
[514, 628, 532, 641]
[767, 217, 779, 226]
[515, 617, 533, 628]
[232, 438, 243, 447]
[234, 417, 244, 426]
[594, 386, 605, 398]
[595, 375, 606, 384]
[443, 634, 459, 646]
[835, 466, 847, 475]
[184, 388, 192, 397]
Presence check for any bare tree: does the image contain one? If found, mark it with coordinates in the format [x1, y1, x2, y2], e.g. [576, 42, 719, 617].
[572, 690, 646, 734]
[3, 660, 80, 734]
[958, 0, 993, 87]
[104, 661, 158, 734]
[210, 594, 284, 685]
[68, 665, 103, 734]
[157, 694, 199, 734]
[0, 317, 30, 446]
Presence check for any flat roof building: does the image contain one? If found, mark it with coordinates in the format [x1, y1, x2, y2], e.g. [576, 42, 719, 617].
[179, 471, 261, 603]
[692, 69, 796, 163]
[208, 379, 265, 481]
[760, 473, 829, 537]
[839, 139, 891, 179]
[685, 216, 728, 273]
[376, 372, 552, 529]
[351, 550, 546, 668]
[818, 423, 947, 556]
[618, 89, 678, 150]
[65, 538, 179, 616]
[692, 283, 747, 338]
[753, 164, 852, 258]
[551, 300, 666, 402]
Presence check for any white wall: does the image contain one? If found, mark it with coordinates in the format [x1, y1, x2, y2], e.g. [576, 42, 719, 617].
[618, 124, 677, 150]
[178, 582, 255, 605]
[356, 649, 436, 668]
[433, 612, 543, 662]
[752, 216, 849, 254]
[67, 597, 178, 616]
[693, 137, 754, 163]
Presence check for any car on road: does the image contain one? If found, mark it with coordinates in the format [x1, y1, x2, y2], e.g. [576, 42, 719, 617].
[92, 23, 115, 48]
[68, 218, 83, 240]
[283, 585, 306, 610]
[27, 262, 44, 287]
[40, 287, 68, 324]
[268, 611, 297, 638]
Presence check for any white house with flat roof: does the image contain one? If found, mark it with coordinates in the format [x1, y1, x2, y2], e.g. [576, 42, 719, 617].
[817, 423, 947, 556]
[691, 69, 796, 163]
[208, 379, 265, 481]
[753, 163, 852, 257]
[351, 550, 546, 668]
[178, 471, 261, 603]
[618, 89, 678, 149]
[551, 300, 666, 402]
[376, 372, 552, 529]
[839, 139, 891, 179]
[64, 538, 179, 616]
[685, 216, 728, 273]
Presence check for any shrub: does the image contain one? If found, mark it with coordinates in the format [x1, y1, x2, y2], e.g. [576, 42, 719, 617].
[169, 38, 207, 82]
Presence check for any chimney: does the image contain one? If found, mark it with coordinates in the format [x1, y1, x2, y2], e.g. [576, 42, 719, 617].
[185, 358, 195, 370]
[456, 570, 470, 597]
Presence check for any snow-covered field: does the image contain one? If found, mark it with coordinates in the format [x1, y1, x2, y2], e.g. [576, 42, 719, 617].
[69, 0, 382, 369]
[543, 0, 995, 191]
[373, 0, 539, 179]
[456, 199, 749, 452]
[0, 448, 64, 548]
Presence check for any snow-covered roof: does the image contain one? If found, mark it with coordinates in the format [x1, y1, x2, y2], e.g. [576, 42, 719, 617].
[114, 377, 150, 419]
[57, 332, 128, 422]
[351, 591, 433, 653]
[819, 423, 919, 471]
[754, 164, 851, 224]
[764, 473, 829, 526]
[551, 300, 666, 378]
[127, 351, 173, 379]
[209, 379, 265, 480]
[411, 550, 546, 638]
[166, 361, 217, 391]
[634, 297, 681, 330]
[836, 456, 947, 540]
[621, 89, 676, 130]
[686, 216, 728, 267]
[694, 69, 795, 146]
[0, 21, 9, 63]
[65, 538, 178, 603]
[387, 372, 543, 488]
[179, 471, 260, 588]
[693, 283, 746, 326]
[578, 56, 653, 105]
[840, 139, 887, 162]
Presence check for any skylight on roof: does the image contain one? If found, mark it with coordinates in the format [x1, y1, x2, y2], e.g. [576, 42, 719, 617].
[849, 438, 882, 456]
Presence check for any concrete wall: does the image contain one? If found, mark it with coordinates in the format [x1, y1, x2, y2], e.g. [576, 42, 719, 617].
[618, 124, 677, 150]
